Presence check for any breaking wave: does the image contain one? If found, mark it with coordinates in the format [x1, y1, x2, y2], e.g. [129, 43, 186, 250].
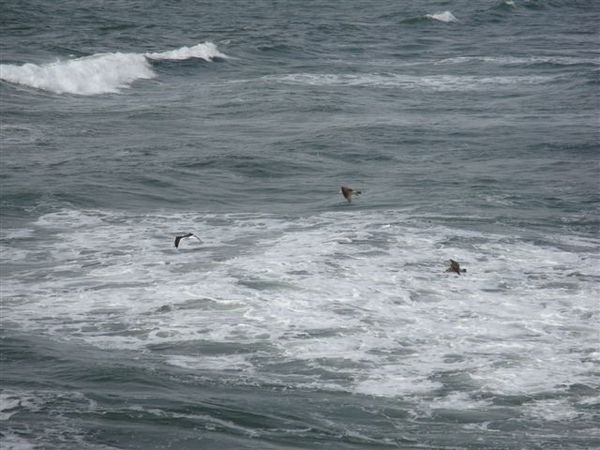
[0, 42, 227, 95]
[425, 11, 458, 23]
[145, 41, 228, 61]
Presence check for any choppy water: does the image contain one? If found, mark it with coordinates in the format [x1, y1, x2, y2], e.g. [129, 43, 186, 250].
[1, 1, 599, 449]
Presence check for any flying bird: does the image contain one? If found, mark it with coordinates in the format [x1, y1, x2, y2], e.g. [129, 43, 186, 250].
[446, 259, 467, 275]
[174, 233, 202, 248]
[341, 186, 361, 203]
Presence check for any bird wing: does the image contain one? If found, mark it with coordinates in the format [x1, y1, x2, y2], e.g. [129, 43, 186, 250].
[175, 233, 202, 248]
[341, 188, 352, 202]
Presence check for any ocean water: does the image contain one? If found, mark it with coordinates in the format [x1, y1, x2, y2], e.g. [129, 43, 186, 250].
[1, 0, 599, 448]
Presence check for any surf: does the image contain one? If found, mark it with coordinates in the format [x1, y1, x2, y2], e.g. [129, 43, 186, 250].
[0, 42, 227, 95]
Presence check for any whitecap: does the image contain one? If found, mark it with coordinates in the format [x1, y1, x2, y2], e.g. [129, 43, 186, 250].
[0, 52, 154, 95]
[0, 42, 227, 95]
[145, 41, 228, 61]
[425, 11, 458, 23]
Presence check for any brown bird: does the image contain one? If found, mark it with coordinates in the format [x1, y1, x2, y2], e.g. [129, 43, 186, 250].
[341, 186, 361, 203]
[446, 259, 467, 275]
[174, 233, 201, 248]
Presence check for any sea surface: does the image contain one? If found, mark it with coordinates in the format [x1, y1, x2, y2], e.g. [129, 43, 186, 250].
[1, 1, 599, 449]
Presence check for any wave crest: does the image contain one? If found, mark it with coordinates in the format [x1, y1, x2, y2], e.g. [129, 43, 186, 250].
[145, 41, 227, 61]
[0, 52, 153, 96]
[425, 11, 458, 23]
[0, 42, 227, 95]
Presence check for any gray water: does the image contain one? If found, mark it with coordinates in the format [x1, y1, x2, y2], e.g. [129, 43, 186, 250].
[1, 1, 599, 448]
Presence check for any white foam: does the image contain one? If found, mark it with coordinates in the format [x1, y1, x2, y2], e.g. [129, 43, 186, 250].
[166, 355, 255, 372]
[0, 390, 102, 449]
[577, 395, 600, 407]
[436, 55, 600, 66]
[145, 41, 227, 61]
[262, 73, 552, 91]
[0, 42, 227, 95]
[0, 52, 154, 95]
[354, 374, 443, 398]
[2, 208, 599, 406]
[426, 11, 458, 23]
[429, 392, 492, 410]
[524, 399, 580, 422]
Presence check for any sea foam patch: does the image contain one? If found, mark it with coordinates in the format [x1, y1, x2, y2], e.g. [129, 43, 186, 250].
[1, 208, 598, 408]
